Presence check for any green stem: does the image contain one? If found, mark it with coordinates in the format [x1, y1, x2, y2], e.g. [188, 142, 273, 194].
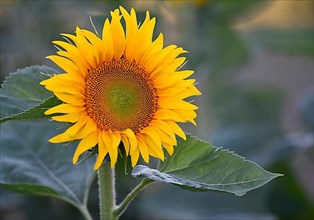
[98, 162, 116, 220]
[79, 205, 93, 220]
[58, 198, 93, 220]
[113, 179, 153, 218]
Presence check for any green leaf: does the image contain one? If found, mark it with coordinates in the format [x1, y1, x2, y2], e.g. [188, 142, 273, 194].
[2, 184, 59, 197]
[132, 135, 282, 196]
[0, 65, 60, 124]
[0, 119, 96, 208]
[0, 96, 62, 124]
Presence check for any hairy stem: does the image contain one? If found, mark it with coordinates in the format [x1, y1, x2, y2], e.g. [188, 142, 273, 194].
[98, 162, 116, 220]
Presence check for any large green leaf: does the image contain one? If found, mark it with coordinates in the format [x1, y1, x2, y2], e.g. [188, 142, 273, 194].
[0, 119, 96, 209]
[0, 66, 60, 124]
[132, 135, 282, 196]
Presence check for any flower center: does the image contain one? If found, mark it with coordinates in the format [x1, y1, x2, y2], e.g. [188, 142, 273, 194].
[85, 59, 158, 133]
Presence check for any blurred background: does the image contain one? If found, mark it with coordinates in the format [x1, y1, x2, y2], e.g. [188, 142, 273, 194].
[1, 0, 313, 219]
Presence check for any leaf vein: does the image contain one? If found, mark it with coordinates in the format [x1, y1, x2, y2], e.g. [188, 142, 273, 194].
[23, 143, 82, 204]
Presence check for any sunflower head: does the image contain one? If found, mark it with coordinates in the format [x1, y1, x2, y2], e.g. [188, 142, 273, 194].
[41, 6, 201, 170]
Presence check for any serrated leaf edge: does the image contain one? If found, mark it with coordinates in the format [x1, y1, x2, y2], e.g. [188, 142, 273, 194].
[0, 65, 59, 124]
[0, 96, 58, 124]
[0, 65, 53, 89]
[133, 134, 283, 196]
[133, 165, 281, 187]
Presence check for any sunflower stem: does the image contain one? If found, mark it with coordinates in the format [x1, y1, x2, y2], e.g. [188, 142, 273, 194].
[98, 162, 116, 220]
[113, 179, 154, 218]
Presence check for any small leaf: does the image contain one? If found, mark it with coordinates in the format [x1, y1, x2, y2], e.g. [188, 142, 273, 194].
[0, 65, 59, 124]
[0, 119, 96, 207]
[132, 135, 282, 196]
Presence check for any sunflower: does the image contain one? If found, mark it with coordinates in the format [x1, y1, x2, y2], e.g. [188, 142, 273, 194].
[40, 6, 201, 170]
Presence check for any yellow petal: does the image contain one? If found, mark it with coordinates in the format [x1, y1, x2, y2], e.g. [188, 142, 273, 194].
[54, 92, 85, 106]
[56, 73, 84, 84]
[151, 57, 186, 80]
[81, 29, 106, 65]
[189, 119, 197, 126]
[129, 135, 139, 155]
[120, 7, 139, 60]
[73, 131, 98, 164]
[144, 45, 177, 73]
[167, 121, 186, 140]
[150, 119, 176, 141]
[177, 70, 194, 79]
[52, 40, 77, 53]
[158, 85, 200, 101]
[122, 128, 136, 140]
[62, 115, 89, 137]
[102, 19, 114, 61]
[154, 109, 184, 122]
[51, 110, 84, 123]
[41, 73, 84, 86]
[94, 132, 108, 170]
[134, 13, 156, 61]
[141, 126, 161, 146]
[61, 33, 93, 69]
[121, 134, 130, 156]
[141, 132, 164, 161]
[139, 33, 164, 65]
[173, 109, 197, 121]
[56, 50, 87, 77]
[45, 85, 84, 96]
[154, 128, 177, 146]
[163, 143, 174, 155]
[110, 9, 126, 60]
[120, 128, 136, 156]
[75, 27, 97, 67]
[47, 55, 79, 75]
[187, 85, 202, 96]
[158, 98, 198, 110]
[137, 136, 149, 163]
[76, 117, 97, 139]
[130, 147, 140, 167]
[157, 78, 196, 92]
[48, 132, 77, 143]
[102, 130, 121, 168]
[45, 104, 83, 115]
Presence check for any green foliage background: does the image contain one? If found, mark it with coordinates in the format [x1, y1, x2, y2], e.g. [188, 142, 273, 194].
[1, 0, 313, 220]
